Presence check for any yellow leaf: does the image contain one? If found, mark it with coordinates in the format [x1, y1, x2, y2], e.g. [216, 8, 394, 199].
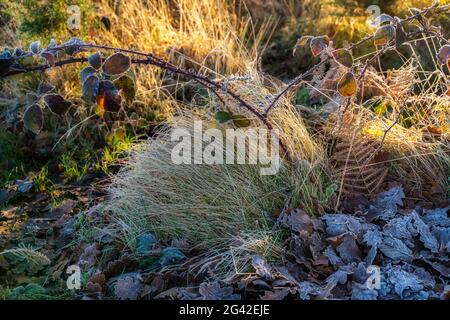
[337, 72, 357, 97]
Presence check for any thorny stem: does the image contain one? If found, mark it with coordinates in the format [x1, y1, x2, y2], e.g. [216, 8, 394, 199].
[1, 3, 448, 163]
[265, 3, 450, 115]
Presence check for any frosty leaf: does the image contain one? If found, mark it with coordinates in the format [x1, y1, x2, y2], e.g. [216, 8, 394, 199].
[199, 281, 240, 300]
[351, 282, 378, 300]
[232, 114, 251, 128]
[64, 38, 85, 56]
[293, 36, 313, 55]
[285, 209, 313, 234]
[81, 74, 100, 105]
[88, 51, 102, 70]
[310, 36, 329, 57]
[96, 80, 122, 114]
[260, 288, 291, 300]
[114, 75, 136, 102]
[114, 274, 142, 300]
[37, 82, 55, 95]
[322, 214, 372, 239]
[336, 234, 361, 264]
[331, 49, 353, 68]
[215, 111, 232, 123]
[385, 266, 424, 299]
[422, 207, 450, 227]
[437, 45, 450, 66]
[252, 256, 274, 280]
[374, 25, 395, 46]
[369, 14, 395, 28]
[102, 52, 131, 76]
[23, 104, 43, 135]
[411, 211, 439, 253]
[337, 72, 357, 97]
[43, 94, 72, 115]
[383, 217, 415, 245]
[363, 229, 383, 247]
[159, 247, 186, 266]
[373, 186, 405, 220]
[29, 41, 40, 54]
[297, 36, 313, 46]
[323, 246, 343, 267]
[80, 66, 96, 84]
[379, 236, 413, 262]
[297, 281, 322, 300]
[137, 233, 157, 256]
[78, 244, 100, 269]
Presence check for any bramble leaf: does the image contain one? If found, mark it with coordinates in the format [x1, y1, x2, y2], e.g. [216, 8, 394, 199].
[114, 75, 136, 102]
[82, 75, 100, 104]
[30, 41, 41, 54]
[374, 25, 395, 46]
[38, 83, 55, 95]
[88, 51, 102, 70]
[23, 104, 43, 134]
[43, 94, 72, 115]
[215, 111, 232, 123]
[64, 38, 85, 56]
[293, 36, 313, 55]
[337, 72, 357, 97]
[331, 49, 353, 68]
[369, 14, 394, 28]
[96, 80, 122, 114]
[310, 36, 329, 57]
[102, 53, 131, 76]
[80, 67, 96, 84]
[437, 45, 450, 66]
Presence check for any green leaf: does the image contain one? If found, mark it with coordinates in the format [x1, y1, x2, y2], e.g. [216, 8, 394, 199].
[215, 111, 232, 123]
[88, 51, 102, 70]
[232, 114, 251, 128]
[337, 72, 357, 97]
[114, 75, 136, 102]
[374, 25, 395, 46]
[80, 66, 96, 84]
[310, 36, 329, 57]
[43, 94, 72, 115]
[102, 53, 131, 76]
[23, 104, 43, 135]
[331, 49, 353, 68]
[82, 75, 100, 104]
